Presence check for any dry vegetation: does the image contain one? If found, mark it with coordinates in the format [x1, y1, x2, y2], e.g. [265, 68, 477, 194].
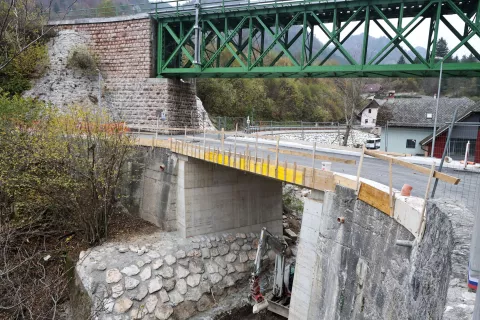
[0, 96, 136, 319]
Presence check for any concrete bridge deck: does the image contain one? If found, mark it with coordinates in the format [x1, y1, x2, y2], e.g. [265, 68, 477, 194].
[135, 133, 460, 239]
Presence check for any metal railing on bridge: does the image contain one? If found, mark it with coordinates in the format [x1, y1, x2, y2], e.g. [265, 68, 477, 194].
[49, 3, 154, 20]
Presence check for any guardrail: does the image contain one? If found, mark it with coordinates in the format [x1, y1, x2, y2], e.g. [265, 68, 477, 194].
[49, 0, 351, 21]
[49, 3, 154, 20]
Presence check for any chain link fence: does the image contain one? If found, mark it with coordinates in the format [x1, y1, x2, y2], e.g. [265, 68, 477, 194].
[430, 120, 480, 211]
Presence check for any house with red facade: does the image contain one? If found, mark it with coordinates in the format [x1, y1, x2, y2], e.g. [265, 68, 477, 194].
[420, 102, 480, 162]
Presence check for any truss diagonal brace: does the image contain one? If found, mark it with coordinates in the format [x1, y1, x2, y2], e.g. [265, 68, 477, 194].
[440, 16, 480, 61]
[203, 17, 248, 69]
[162, 25, 195, 70]
[373, 19, 415, 64]
[367, 2, 432, 66]
[307, 7, 364, 67]
[251, 14, 301, 69]
[312, 14, 358, 65]
[372, 5, 428, 66]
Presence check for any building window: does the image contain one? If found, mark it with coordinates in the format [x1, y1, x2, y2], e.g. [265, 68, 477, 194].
[426, 113, 433, 119]
[406, 139, 416, 148]
[365, 119, 368, 124]
[368, 109, 372, 113]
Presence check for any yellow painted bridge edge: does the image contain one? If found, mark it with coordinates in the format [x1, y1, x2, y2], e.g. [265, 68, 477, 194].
[204, 152, 304, 185]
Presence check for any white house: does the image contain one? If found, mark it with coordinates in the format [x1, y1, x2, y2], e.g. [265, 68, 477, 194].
[359, 100, 381, 128]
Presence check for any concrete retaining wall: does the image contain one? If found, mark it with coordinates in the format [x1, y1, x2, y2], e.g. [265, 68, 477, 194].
[122, 147, 178, 231]
[123, 147, 283, 238]
[289, 186, 474, 320]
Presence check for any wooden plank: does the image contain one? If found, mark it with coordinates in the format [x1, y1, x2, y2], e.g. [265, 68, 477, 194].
[267, 148, 356, 165]
[267, 300, 289, 318]
[334, 174, 357, 190]
[419, 163, 436, 237]
[356, 145, 366, 194]
[373, 150, 412, 157]
[313, 170, 336, 191]
[389, 159, 393, 216]
[364, 150, 460, 185]
[358, 183, 391, 215]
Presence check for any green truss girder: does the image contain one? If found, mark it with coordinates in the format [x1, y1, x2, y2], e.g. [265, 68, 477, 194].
[154, 0, 480, 78]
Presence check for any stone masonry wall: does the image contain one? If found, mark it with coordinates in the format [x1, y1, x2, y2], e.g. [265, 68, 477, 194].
[32, 18, 203, 130]
[57, 17, 153, 78]
[104, 78, 198, 130]
[289, 186, 475, 320]
[75, 230, 271, 319]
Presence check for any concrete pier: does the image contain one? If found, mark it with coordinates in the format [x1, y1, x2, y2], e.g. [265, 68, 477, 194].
[176, 155, 283, 238]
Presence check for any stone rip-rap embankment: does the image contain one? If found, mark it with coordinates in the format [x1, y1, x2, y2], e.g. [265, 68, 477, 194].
[76, 231, 278, 319]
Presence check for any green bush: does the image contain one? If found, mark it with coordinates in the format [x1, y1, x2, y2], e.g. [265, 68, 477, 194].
[67, 45, 98, 73]
[283, 185, 304, 214]
[0, 76, 32, 95]
[0, 44, 49, 95]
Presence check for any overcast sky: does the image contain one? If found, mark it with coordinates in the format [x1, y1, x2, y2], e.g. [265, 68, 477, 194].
[315, 14, 478, 60]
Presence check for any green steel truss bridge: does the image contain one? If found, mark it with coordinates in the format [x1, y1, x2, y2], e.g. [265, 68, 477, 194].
[152, 0, 480, 78]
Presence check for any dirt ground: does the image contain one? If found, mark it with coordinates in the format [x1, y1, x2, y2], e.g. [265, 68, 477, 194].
[215, 305, 286, 320]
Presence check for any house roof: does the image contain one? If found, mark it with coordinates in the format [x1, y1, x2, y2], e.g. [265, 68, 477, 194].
[359, 99, 380, 115]
[419, 101, 480, 146]
[386, 95, 475, 128]
[363, 83, 382, 93]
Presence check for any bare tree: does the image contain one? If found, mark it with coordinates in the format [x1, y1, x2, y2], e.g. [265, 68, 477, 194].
[335, 78, 365, 146]
[0, 0, 77, 72]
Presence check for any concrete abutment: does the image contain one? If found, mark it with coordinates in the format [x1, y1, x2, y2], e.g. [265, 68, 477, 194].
[289, 186, 474, 320]
[123, 146, 283, 238]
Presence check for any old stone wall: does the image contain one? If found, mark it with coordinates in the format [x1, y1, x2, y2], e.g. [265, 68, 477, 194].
[56, 17, 153, 78]
[29, 18, 207, 130]
[289, 186, 474, 320]
[75, 230, 268, 319]
[104, 78, 198, 130]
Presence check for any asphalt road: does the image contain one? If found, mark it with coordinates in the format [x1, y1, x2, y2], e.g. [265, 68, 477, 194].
[142, 133, 479, 212]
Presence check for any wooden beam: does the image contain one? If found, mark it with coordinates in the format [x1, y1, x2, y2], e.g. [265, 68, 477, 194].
[267, 148, 356, 165]
[364, 150, 460, 185]
[358, 182, 391, 215]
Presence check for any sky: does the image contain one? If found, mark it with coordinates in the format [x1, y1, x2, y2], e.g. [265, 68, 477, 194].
[315, 14, 479, 59]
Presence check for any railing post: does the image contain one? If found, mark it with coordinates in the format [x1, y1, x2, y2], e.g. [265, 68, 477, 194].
[356, 145, 366, 195]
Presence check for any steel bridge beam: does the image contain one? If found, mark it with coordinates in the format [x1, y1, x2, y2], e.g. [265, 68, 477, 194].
[154, 0, 480, 78]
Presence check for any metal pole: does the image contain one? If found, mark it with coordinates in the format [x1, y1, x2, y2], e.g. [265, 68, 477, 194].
[431, 60, 443, 157]
[385, 121, 389, 152]
[97, 69, 102, 109]
[431, 107, 458, 198]
[155, 116, 159, 140]
[193, 0, 201, 65]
